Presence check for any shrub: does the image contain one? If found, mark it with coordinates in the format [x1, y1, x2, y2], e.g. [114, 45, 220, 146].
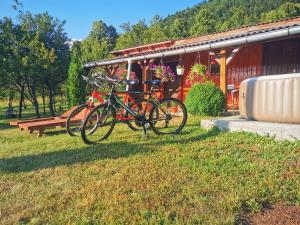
[185, 81, 226, 116]
[67, 42, 85, 107]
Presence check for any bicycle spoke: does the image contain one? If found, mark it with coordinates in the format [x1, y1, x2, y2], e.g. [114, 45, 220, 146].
[81, 104, 116, 144]
[150, 98, 187, 135]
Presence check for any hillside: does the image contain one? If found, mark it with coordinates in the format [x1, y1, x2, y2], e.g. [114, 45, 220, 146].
[115, 0, 300, 50]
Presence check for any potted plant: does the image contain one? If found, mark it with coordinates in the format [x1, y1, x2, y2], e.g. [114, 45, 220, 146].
[176, 55, 185, 75]
[176, 65, 185, 75]
[151, 64, 175, 83]
[188, 63, 207, 83]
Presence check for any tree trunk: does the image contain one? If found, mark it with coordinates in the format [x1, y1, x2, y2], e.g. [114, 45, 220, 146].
[26, 81, 40, 118]
[33, 98, 40, 118]
[59, 93, 63, 111]
[42, 86, 46, 116]
[18, 85, 25, 119]
[48, 89, 55, 116]
[23, 99, 27, 110]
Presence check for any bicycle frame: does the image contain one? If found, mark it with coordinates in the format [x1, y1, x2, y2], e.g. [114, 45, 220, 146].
[109, 93, 142, 120]
[85, 88, 155, 123]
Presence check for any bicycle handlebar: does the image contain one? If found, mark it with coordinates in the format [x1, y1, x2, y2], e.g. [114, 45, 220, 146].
[82, 72, 139, 88]
[82, 74, 104, 88]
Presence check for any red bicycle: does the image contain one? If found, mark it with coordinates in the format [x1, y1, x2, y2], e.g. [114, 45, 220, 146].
[66, 74, 157, 136]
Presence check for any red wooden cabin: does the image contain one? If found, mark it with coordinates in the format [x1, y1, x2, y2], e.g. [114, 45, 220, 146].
[84, 17, 300, 110]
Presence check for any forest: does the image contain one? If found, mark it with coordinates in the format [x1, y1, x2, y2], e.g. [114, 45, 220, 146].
[1, 0, 300, 118]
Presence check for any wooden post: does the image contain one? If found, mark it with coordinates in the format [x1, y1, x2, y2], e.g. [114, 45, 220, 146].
[105, 65, 119, 77]
[138, 59, 154, 93]
[219, 50, 227, 97]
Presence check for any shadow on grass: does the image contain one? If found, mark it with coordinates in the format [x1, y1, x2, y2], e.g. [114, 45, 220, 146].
[150, 126, 221, 146]
[0, 122, 222, 173]
[0, 141, 152, 173]
[0, 121, 13, 130]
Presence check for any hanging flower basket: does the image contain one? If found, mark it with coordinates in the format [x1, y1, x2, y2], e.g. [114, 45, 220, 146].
[176, 65, 185, 75]
[188, 52, 207, 83]
[176, 55, 185, 75]
[151, 61, 175, 83]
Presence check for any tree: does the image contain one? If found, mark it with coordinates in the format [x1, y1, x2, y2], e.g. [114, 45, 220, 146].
[81, 20, 117, 63]
[143, 15, 167, 44]
[0, 17, 29, 118]
[190, 8, 216, 36]
[67, 41, 85, 107]
[261, 2, 300, 22]
[18, 12, 70, 116]
[115, 20, 148, 50]
[168, 17, 189, 39]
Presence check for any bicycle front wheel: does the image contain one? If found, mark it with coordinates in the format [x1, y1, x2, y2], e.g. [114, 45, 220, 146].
[66, 103, 89, 136]
[149, 98, 187, 135]
[81, 104, 116, 144]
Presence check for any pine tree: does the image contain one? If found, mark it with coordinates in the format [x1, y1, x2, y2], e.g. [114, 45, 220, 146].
[67, 41, 85, 107]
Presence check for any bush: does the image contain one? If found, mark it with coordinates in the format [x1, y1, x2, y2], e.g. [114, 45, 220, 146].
[67, 42, 85, 107]
[185, 81, 226, 116]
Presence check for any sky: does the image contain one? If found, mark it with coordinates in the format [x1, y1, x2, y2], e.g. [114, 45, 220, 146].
[0, 0, 202, 40]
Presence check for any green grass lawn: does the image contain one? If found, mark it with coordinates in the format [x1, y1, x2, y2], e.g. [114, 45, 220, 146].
[0, 105, 299, 224]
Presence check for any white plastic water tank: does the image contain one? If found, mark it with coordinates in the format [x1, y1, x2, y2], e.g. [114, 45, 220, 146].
[239, 73, 300, 124]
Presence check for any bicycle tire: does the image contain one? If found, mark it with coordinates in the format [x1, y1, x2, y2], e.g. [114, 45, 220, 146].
[81, 103, 116, 144]
[149, 97, 187, 135]
[66, 103, 89, 136]
[125, 98, 156, 131]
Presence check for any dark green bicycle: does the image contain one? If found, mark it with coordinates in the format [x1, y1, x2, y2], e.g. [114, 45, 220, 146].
[80, 75, 187, 145]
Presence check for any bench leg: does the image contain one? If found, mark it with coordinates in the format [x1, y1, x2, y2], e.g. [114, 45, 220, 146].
[28, 129, 33, 134]
[37, 129, 44, 137]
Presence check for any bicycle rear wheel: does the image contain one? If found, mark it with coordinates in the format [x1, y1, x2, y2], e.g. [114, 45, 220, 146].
[126, 99, 156, 131]
[81, 104, 116, 144]
[149, 98, 187, 135]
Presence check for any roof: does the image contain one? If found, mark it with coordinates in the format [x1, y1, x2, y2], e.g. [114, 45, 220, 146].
[84, 16, 300, 68]
[111, 40, 175, 56]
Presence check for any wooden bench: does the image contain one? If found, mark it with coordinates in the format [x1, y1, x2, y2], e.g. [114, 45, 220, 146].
[9, 106, 76, 127]
[9, 106, 83, 137]
[18, 117, 82, 137]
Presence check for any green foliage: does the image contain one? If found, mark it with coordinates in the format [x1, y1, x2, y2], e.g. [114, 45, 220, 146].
[190, 8, 216, 36]
[189, 63, 207, 82]
[81, 20, 117, 63]
[17, 12, 70, 116]
[185, 82, 226, 116]
[114, 0, 300, 48]
[115, 20, 148, 50]
[142, 16, 167, 44]
[261, 2, 300, 22]
[67, 41, 85, 107]
[168, 17, 189, 39]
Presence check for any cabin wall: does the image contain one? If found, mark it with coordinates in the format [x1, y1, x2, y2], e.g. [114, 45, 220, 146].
[227, 43, 263, 109]
[226, 37, 300, 109]
[262, 37, 300, 75]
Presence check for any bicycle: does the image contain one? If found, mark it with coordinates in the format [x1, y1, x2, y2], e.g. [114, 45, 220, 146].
[66, 73, 156, 136]
[80, 75, 187, 145]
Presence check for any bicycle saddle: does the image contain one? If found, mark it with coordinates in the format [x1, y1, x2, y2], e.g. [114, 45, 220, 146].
[143, 80, 161, 86]
[123, 79, 139, 85]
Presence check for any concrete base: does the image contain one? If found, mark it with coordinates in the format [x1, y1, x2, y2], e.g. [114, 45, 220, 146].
[201, 116, 300, 141]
